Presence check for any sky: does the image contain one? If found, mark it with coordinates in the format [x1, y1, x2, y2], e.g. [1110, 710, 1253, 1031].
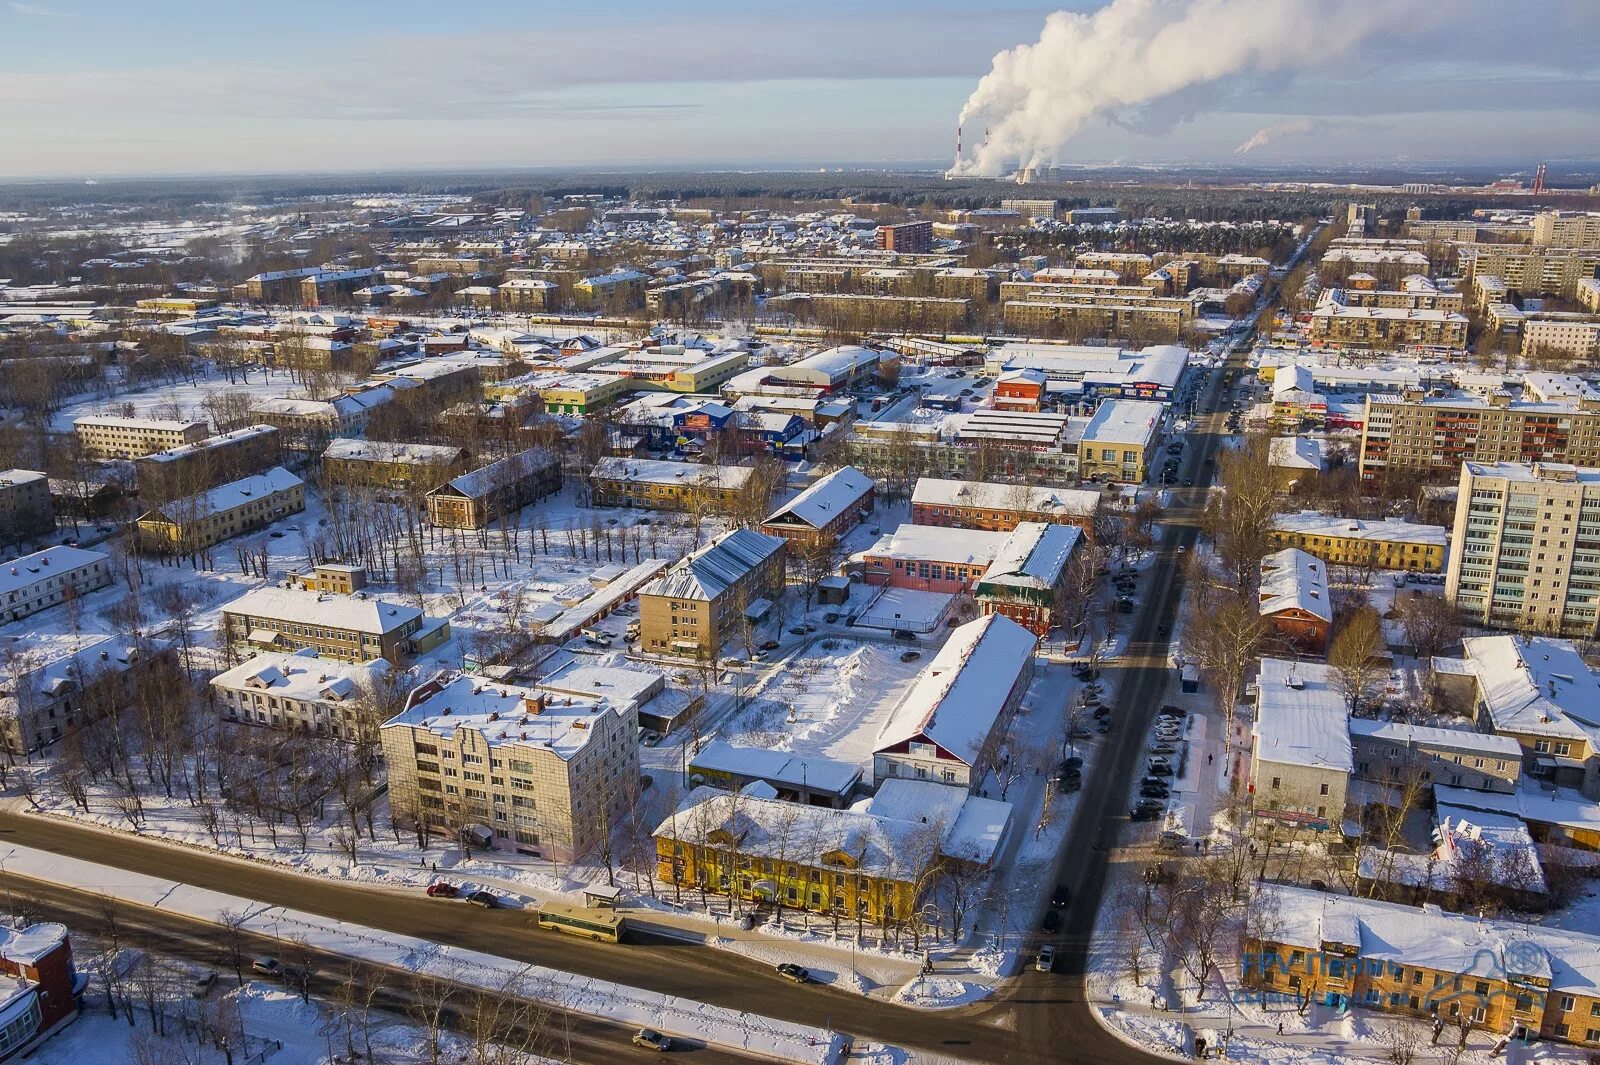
[0, 0, 1595, 179]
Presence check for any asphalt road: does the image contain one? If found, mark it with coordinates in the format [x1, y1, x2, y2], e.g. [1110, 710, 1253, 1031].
[0, 346, 1249, 1065]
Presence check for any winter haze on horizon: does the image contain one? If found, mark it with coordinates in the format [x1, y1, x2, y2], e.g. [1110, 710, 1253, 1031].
[1, 0, 1596, 179]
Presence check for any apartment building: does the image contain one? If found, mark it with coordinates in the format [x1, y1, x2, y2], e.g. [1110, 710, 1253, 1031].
[1532, 210, 1600, 249]
[1074, 251, 1154, 277]
[321, 439, 467, 493]
[589, 458, 763, 517]
[573, 270, 647, 313]
[1249, 659, 1352, 833]
[1310, 301, 1469, 350]
[910, 477, 1099, 531]
[211, 649, 388, 739]
[876, 221, 933, 253]
[760, 465, 874, 549]
[1331, 280, 1465, 313]
[857, 524, 1006, 594]
[636, 528, 786, 658]
[425, 448, 560, 530]
[1243, 884, 1600, 1044]
[221, 586, 450, 665]
[1270, 511, 1448, 573]
[1523, 315, 1600, 362]
[872, 613, 1037, 790]
[74, 415, 208, 459]
[1348, 719, 1521, 796]
[1358, 391, 1600, 483]
[1578, 278, 1600, 314]
[136, 467, 305, 555]
[383, 672, 639, 863]
[1457, 243, 1600, 299]
[134, 424, 281, 502]
[0, 470, 53, 547]
[1077, 399, 1164, 483]
[0, 546, 111, 624]
[539, 373, 628, 415]
[1446, 462, 1600, 638]
[497, 277, 557, 311]
[766, 292, 971, 332]
[1003, 292, 1191, 341]
[974, 521, 1082, 636]
[0, 635, 174, 756]
[932, 267, 1000, 303]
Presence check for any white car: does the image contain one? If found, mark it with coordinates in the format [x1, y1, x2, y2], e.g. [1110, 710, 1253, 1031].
[1036, 945, 1056, 972]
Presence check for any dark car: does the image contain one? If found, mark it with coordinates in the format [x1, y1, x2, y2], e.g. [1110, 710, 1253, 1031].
[1041, 909, 1061, 933]
[1057, 774, 1081, 792]
[1140, 784, 1171, 799]
[760, 639, 781, 651]
[425, 881, 458, 898]
[1061, 756, 1083, 772]
[900, 650, 921, 662]
[465, 890, 499, 908]
[1051, 884, 1071, 908]
[1129, 804, 1160, 821]
[776, 963, 811, 983]
[1146, 762, 1174, 777]
[788, 626, 807, 636]
[893, 629, 916, 642]
[1096, 719, 1112, 734]
[824, 612, 840, 623]
[1073, 667, 1099, 681]
[1092, 704, 1111, 719]
[1159, 705, 1187, 717]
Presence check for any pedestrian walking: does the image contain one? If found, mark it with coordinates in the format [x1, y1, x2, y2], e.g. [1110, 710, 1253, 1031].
[1207, 753, 1213, 765]
[1277, 1021, 1283, 1036]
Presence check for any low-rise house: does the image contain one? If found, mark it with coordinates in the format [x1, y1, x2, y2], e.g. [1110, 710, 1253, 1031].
[589, 457, 763, 516]
[760, 465, 875, 549]
[637, 528, 786, 658]
[872, 613, 1038, 790]
[975, 522, 1082, 636]
[1249, 658, 1352, 834]
[221, 586, 451, 665]
[688, 740, 862, 808]
[136, 467, 304, 555]
[287, 562, 367, 595]
[1268, 437, 1326, 491]
[1257, 548, 1334, 654]
[383, 671, 639, 862]
[134, 424, 281, 502]
[425, 448, 560, 529]
[1270, 511, 1448, 573]
[322, 439, 467, 493]
[0, 635, 173, 755]
[856, 524, 1006, 594]
[210, 649, 389, 740]
[910, 477, 1099, 531]
[0, 546, 111, 624]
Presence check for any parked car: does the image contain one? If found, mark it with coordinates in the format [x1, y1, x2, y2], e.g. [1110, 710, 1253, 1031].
[1096, 719, 1112, 734]
[1147, 761, 1174, 777]
[632, 1029, 672, 1052]
[788, 625, 808, 635]
[760, 639, 780, 651]
[1140, 784, 1171, 799]
[1159, 705, 1187, 717]
[643, 730, 664, 747]
[465, 890, 499, 908]
[425, 881, 459, 898]
[776, 963, 811, 983]
[251, 957, 282, 978]
[1051, 883, 1071, 908]
[1036, 945, 1056, 973]
[1041, 909, 1061, 933]
[1058, 774, 1082, 792]
[1062, 756, 1084, 772]
[1130, 804, 1161, 822]
[191, 970, 219, 998]
[900, 650, 921, 662]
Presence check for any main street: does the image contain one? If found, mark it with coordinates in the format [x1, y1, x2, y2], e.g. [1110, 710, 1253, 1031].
[0, 337, 1253, 1065]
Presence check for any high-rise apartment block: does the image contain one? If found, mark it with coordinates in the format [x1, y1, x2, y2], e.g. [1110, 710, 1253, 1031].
[875, 221, 933, 254]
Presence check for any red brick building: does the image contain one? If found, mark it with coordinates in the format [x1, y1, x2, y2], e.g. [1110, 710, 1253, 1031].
[876, 221, 933, 254]
[0, 922, 81, 1058]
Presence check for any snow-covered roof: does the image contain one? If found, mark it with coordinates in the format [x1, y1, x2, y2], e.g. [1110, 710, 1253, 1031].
[640, 528, 785, 602]
[534, 661, 664, 713]
[911, 477, 1099, 520]
[211, 648, 386, 703]
[591, 457, 756, 491]
[1079, 399, 1163, 448]
[0, 634, 154, 715]
[764, 466, 873, 532]
[222, 586, 422, 636]
[137, 424, 278, 465]
[1348, 718, 1522, 759]
[863, 778, 1012, 866]
[874, 614, 1038, 769]
[386, 673, 622, 762]
[860, 524, 1007, 568]
[690, 740, 862, 797]
[1252, 658, 1353, 773]
[0, 469, 45, 488]
[980, 522, 1081, 593]
[150, 466, 301, 520]
[1257, 548, 1332, 626]
[1454, 635, 1600, 745]
[1268, 436, 1325, 472]
[0, 545, 107, 597]
[0, 922, 67, 966]
[431, 448, 557, 500]
[323, 438, 463, 466]
[74, 414, 205, 433]
[1271, 510, 1448, 548]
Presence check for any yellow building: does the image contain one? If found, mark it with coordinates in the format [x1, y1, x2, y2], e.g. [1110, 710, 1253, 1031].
[539, 373, 628, 415]
[74, 415, 208, 459]
[1270, 511, 1448, 572]
[589, 458, 762, 517]
[137, 467, 304, 555]
[637, 528, 785, 659]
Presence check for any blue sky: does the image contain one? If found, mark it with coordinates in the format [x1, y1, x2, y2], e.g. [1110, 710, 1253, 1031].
[1, 0, 1594, 178]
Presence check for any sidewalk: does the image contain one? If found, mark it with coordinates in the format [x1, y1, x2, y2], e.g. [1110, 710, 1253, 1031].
[0, 841, 854, 1065]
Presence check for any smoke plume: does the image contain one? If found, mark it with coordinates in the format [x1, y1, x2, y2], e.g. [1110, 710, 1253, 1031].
[950, 0, 1421, 176]
[1233, 118, 1316, 155]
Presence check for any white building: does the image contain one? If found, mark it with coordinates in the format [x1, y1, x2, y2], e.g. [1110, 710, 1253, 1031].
[0, 546, 111, 624]
[210, 649, 390, 739]
[1250, 658, 1352, 833]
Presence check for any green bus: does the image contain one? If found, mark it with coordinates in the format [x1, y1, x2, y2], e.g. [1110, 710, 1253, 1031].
[534, 903, 627, 943]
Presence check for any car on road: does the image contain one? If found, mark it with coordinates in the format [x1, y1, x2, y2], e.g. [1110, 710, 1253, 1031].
[251, 957, 282, 978]
[787, 625, 807, 636]
[1036, 945, 1056, 972]
[632, 1029, 672, 1052]
[191, 970, 218, 998]
[776, 963, 811, 983]
[823, 612, 840, 624]
[425, 881, 459, 898]
[1041, 909, 1061, 933]
[465, 890, 499, 908]
[899, 650, 921, 662]
[760, 639, 780, 651]
[1051, 883, 1071, 908]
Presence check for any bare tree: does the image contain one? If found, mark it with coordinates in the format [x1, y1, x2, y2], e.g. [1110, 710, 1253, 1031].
[1329, 608, 1386, 716]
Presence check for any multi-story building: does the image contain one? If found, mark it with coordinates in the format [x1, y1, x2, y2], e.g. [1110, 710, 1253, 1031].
[0, 921, 82, 1057]
[1310, 300, 1469, 350]
[134, 424, 282, 502]
[876, 221, 933, 254]
[1447, 461, 1600, 638]
[589, 458, 764, 517]
[1578, 277, 1600, 314]
[910, 477, 1099, 531]
[1331, 278, 1465, 313]
[288, 562, 368, 595]
[497, 277, 558, 311]
[0, 545, 111, 624]
[637, 528, 786, 658]
[857, 524, 1006, 594]
[0, 470, 53, 548]
[383, 671, 639, 863]
[1270, 510, 1448, 573]
[999, 198, 1060, 220]
[1532, 210, 1600, 249]
[760, 465, 875, 549]
[1077, 399, 1164, 483]
[766, 292, 971, 332]
[1243, 884, 1600, 1044]
[221, 586, 450, 665]
[1003, 292, 1192, 341]
[74, 415, 208, 459]
[872, 613, 1037, 789]
[1358, 390, 1600, 483]
[932, 267, 1000, 303]
[1457, 243, 1600, 299]
[573, 270, 647, 313]
[136, 467, 305, 555]
[1257, 548, 1334, 655]
[1348, 719, 1522, 796]
[210, 649, 389, 739]
[974, 521, 1082, 635]
[0, 634, 172, 755]
[538, 373, 628, 415]
[425, 448, 560, 530]
[1522, 315, 1600, 362]
[321, 439, 467, 493]
[1249, 658, 1352, 833]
